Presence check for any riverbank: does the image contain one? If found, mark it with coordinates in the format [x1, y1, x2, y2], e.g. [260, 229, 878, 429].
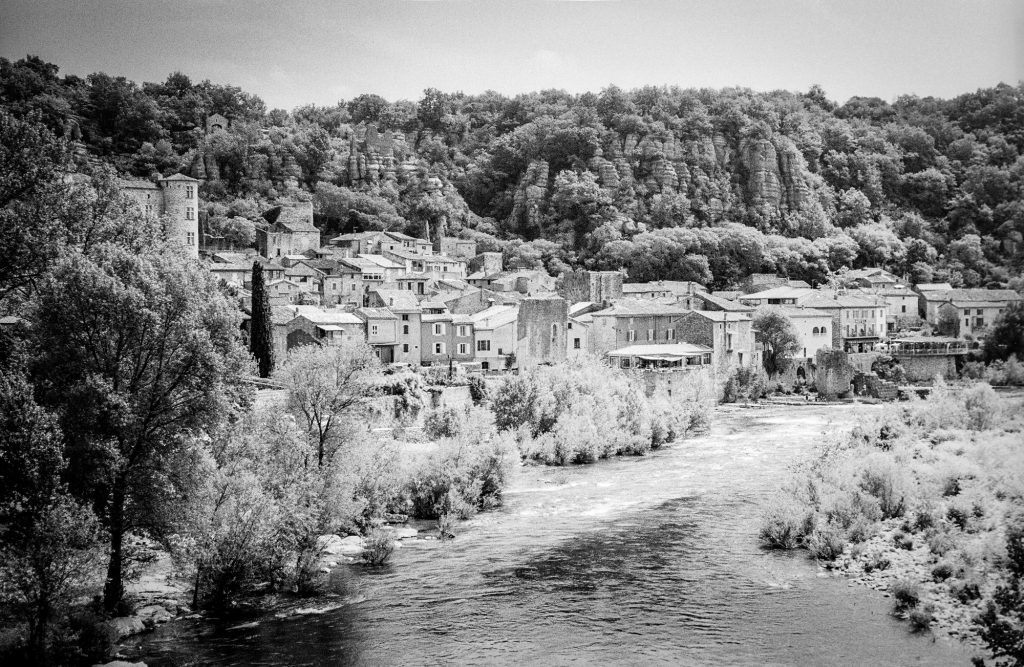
[761, 383, 1024, 661]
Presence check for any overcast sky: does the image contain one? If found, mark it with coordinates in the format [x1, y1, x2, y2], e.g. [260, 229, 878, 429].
[2, 0, 1022, 110]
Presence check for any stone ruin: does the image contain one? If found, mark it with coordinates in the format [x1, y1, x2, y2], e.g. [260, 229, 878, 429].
[814, 349, 856, 400]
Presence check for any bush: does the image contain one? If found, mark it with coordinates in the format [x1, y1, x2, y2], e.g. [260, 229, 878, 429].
[928, 531, 957, 557]
[963, 383, 1001, 431]
[894, 532, 915, 551]
[859, 455, 908, 519]
[807, 523, 847, 561]
[467, 375, 488, 404]
[361, 529, 395, 566]
[950, 579, 981, 603]
[863, 553, 891, 573]
[759, 500, 808, 550]
[931, 562, 956, 582]
[424, 406, 464, 440]
[892, 580, 921, 612]
[908, 605, 935, 632]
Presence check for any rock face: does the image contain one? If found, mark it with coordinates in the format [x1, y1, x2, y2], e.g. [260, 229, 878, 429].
[511, 160, 549, 232]
[740, 138, 783, 207]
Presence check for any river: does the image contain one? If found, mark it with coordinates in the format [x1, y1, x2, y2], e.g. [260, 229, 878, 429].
[134, 403, 974, 666]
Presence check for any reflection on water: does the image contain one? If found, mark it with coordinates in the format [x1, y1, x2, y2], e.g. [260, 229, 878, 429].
[135, 405, 974, 666]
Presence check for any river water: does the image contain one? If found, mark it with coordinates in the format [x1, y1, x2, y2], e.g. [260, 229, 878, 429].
[136, 403, 974, 666]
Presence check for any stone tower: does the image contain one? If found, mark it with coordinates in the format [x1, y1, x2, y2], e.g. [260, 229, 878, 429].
[157, 173, 200, 257]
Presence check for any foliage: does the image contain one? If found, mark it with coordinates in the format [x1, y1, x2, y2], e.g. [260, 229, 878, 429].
[361, 529, 395, 566]
[467, 374, 488, 405]
[722, 366, 766, 403]
[424, 406, 464, 440]
[754, 310, 801, 379]
[249, 261, 275, 378]
[279, 342, 381, 466]
[5, 58, 1024, 289]
[986, 303, 1024, 363]
[32, 242, 250, 612]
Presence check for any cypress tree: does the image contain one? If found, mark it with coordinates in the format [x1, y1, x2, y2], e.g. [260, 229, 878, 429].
[250, 261, 275, 377]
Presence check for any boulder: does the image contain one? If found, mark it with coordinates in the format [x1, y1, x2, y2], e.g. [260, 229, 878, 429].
[135, 604, 173, 628]
[104, 616, 146, 640]
[388, 527, 418, 540]
[317, 534, 365, 556]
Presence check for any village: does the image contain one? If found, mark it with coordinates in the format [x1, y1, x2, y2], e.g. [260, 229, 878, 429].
[115, 171, 1022, 404]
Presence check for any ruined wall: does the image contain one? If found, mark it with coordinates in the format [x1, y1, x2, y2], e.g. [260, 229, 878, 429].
[847, 352, 881, 374]
[557, 270, 624, 304]
[469, 252, 503, 276]
[632, 366, 717, 405]
[814, 349, 855, 399]
[893, 355, 957, 382]
[516, 296, 568, 368]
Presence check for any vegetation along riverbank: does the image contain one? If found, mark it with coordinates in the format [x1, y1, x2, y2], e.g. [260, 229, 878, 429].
[761, 383, 1024, 665]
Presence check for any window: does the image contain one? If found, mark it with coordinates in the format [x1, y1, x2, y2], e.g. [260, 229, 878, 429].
[456, 343, 466, 355]
[186, 185, 195, 198]
[145, 204, 153, 215]
[821, 327, 827, 337]
[186, 207, 195, 220]
[627, 330, 636, 342]
[647, 329, 654, 341]
[403, 325, 409, 335]
[186, 232, 195, 246]
[573, 338, 581, 349]
[477, 340, 491, 352]
[458, 325, 469, 337]
[726, 333, 733, 351]
[551, 323, 558, 343]
[403, 344, 409, 353]
[434, 342, 445, 355]
[620, 358, 631, 369]
[666, 329, 675, 340]
[481, 362, 489, 370]
[567, 322, 573, 330]
[901, 305, 906, 313]
[371, 325, 378, 336]
[812, 327, 819, 335]
[433, 323, 445, 336]
[976, 309, 983, 316]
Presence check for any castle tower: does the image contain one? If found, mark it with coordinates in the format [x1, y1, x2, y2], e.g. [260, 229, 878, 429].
[157, 173, 200, 257]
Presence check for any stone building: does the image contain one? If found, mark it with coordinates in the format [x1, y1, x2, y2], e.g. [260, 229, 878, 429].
[557, 270, 624, 305]
[516, 295, 568, 368]
[440, 236, 477, 260]
[469, 304, 519, 371]
[932, 289, 1022, 337]
[421, 310, 475, 365]
[676, 310, 755, 372]
[256, 202, 321, 258]
[120, 173, 201, 257]
[587, 299, 695, 355]
[367, 289, 423, 365]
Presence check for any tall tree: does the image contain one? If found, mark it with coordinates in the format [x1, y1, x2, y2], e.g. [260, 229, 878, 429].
[985, 302, 1024, 362]
[754, 310, 801, 379]
[33, 244, 249, 612]
[280, 343, 380, 467]
[250, 261, 275, 378]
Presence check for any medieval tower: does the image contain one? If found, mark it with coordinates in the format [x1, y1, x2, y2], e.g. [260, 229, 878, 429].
[121, 173, 201, 258]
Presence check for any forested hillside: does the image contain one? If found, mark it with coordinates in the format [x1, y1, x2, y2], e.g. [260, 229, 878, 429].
[3, 55, 1023, 290]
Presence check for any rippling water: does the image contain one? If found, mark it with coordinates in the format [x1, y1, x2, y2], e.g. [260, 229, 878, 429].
[135, 404, 973, 666]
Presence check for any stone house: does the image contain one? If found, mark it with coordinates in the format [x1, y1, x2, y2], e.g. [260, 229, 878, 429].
[587, 299, 696, 355]
[207, 262, 250, 288]
[256, 203, 321, 259]
[676, 310, 756, 371]
[283, 261, 325, 295]
[382, 248, 467, 279]
[937, 293, 1021, 338]
[800, 292, 888, 352]
[739, 286, 815, 307]
[621, 281, 703, 300]
[469, 304, 519, 371]
[420, 310, 475, 365]
[266, 279, 303, 306]
[929, 289, 1021, 335]
[606, 343, 717, 403]
[739, 274, 811, 294]
[913, 283, 955, 320]
[556, 270, 624, 304]
[566, 302, 597, 359]
[440, 236, 477, 259]
[284, 307, 365, 351]
[329, 231, 387, 257]
[860, 285, 921, 332]
[367, 289, 423, 365]
[843, 268, 901, 290]
[758, 306, 834, 361]
[355, 307, 398, 363]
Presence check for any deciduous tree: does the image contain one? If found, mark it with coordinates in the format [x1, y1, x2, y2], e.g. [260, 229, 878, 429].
[754, 310, 801, 379]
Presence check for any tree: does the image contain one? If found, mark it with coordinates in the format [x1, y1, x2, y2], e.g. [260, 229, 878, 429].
[249, 261, 275, 378]
[33, 244, 249, 612]
[0, 370, 103, 661]
[986, 302, 1024, 362]
[754, 310, 800, 379]
[279, 343, 381, 467]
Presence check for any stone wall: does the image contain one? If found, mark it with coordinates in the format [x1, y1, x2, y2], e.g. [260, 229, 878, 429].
[847, 352, 881, 374]
[814, 349, 855, 399]
[630, 366, 717, 405]
[557, 270, 624, 304]
[893, 354, 957, 382]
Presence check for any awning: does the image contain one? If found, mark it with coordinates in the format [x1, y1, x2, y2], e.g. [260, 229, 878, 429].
[316, 325, 344, 332]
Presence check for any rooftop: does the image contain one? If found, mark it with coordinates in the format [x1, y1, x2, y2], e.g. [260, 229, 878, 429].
[469, 304, 518, 329]
[607, 342, 712, 358]
[288, 306, 362, 325]
[591, 298, 696, 317]
[740, 286, 816, 301]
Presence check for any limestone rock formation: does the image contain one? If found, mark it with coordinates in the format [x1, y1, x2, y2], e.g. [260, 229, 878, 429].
[740, 137, 783, 208]
[511, 160, 549, 231]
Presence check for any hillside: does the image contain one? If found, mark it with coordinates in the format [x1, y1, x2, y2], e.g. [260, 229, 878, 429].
[3, 56, 1023, 290]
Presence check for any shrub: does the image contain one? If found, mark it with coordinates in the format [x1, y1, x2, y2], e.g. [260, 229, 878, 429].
[807, 523, 847, 561]
[424, 406, 464, 440]
[963, 383, 1001, 431]
[467, 375, 488, 405]
[859, 455, 908, 519]
[950, 579, 981, 603]
[928, 531, 957, 557]
[863, 553, 891, 573]
[361, 529, 395, 566]
[759, 500, 808, 550]
[908, 605, 935, 632]
[947, 503, 970, 530]
[911, 508, 936, 532]
[931, 562, 956, 582]
[894, 532, 915, 551]
[892, 580, 921, 612]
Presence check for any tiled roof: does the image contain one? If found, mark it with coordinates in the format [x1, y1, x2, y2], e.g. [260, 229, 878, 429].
[591, 298, 694, 317]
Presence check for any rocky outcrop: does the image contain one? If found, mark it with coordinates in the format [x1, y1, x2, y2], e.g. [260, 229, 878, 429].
[740, 138, 783, 208]
[511, 160, 549, 231]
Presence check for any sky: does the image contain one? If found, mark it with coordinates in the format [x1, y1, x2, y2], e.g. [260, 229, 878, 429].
[1, 0, 1022, 110]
